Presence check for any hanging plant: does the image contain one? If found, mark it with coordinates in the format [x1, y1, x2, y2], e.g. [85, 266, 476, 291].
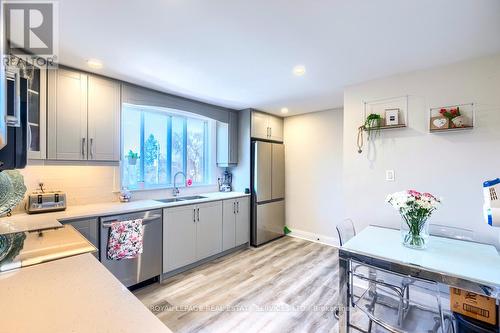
[364, 113, 382, 139]
[357, 113, 383, 153]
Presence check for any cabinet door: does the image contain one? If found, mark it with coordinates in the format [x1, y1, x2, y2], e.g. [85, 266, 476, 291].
[27, 67, 47, 159]
[228, 111, 239, 164]
[268, 115, 284, 142]
[272, 143, 285, 200]
[235, 197, 250, 246]
[251, 111, 269, 140]
[47, 68, 88, 160]
[88, 76, 121, 161]
[62, 218, 98, 258]
[216, 121, 229, 166]
[254, 141, 272, 202]
[196, 201, 223, 260]
[222, 199, 236, 251]
[163, 205, 197, 272]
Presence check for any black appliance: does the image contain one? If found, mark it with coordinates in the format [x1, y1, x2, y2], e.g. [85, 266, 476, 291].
[0, 69, 28, 171]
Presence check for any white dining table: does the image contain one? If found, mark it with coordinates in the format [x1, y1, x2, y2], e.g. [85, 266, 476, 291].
[337, 225, 500, 332]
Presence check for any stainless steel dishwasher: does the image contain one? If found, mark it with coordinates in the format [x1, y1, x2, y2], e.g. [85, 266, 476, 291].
[100, 209, 162, 287]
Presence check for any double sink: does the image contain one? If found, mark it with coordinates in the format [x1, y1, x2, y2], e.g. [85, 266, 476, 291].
[155, 195, 207, 204]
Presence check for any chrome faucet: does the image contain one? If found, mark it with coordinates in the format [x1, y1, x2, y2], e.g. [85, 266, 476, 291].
[172, 171, 186, 197]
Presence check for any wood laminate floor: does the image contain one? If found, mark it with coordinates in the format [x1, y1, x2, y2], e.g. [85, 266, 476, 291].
[134, 236, 339, 333]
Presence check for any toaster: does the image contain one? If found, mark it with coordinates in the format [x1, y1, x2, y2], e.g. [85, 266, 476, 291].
[26, 191, 67, 214]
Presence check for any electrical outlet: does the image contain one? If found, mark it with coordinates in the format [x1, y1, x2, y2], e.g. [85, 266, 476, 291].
[386, 170, 395, 182]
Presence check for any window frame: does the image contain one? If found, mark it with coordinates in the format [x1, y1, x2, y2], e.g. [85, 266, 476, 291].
[121, 103, 212, 190]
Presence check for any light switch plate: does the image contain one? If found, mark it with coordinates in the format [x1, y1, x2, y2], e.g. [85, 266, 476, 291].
[386, 170, 395, 181]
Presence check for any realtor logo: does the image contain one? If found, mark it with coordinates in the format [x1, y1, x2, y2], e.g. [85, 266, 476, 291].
[3, 1, 58, 66]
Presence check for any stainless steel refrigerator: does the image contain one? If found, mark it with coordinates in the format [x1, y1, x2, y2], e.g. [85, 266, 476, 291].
[251, 140, 285, 246]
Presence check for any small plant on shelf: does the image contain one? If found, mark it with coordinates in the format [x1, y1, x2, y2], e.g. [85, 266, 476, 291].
[364, 113, 382, 139]
[126, 150, 139, 165]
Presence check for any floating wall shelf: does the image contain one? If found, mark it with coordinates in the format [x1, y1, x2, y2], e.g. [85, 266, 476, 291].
[429, 103, 474, 133]
[363, 95, 409, 130]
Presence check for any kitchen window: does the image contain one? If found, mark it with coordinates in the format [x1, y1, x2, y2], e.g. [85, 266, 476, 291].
[122, 104, 211, 190]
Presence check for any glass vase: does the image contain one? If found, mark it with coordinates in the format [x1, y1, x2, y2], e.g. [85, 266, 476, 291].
[400, 217, 429, 249]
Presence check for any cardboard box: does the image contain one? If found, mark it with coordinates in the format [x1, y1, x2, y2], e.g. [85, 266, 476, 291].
[450, 287, 498, 325]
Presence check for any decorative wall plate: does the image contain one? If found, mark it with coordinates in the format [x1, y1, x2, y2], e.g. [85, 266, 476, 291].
[0, 170, 27, 216]
[0, 232, 26, 263]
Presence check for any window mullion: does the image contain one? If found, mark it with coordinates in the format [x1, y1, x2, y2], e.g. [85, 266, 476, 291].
[183, 118, 187, 181]
[140, 112, 145, 183]
[204, 121, 208, 184]
[166, 116, 172, 185]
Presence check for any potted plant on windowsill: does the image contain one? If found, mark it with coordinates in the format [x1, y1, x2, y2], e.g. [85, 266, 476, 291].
[364, 113, 383, 139]
[126, 150, 139, 165]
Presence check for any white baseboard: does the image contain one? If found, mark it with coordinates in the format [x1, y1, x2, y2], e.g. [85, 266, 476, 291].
[287, 228, 340, 247]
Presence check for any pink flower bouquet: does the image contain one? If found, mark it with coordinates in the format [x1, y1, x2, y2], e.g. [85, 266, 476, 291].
[386, 190, 441, 249]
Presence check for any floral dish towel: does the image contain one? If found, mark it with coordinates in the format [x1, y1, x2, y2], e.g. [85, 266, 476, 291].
[107, 219, 144, 260]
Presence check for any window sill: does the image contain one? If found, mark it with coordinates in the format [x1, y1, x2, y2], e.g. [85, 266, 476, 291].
[116, 183, 216, 193]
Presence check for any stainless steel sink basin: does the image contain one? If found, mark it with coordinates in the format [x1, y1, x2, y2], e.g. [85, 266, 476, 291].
[177, 195, 207, 201]
[155, 195, 207, 204]
[156, 198, 182, 203]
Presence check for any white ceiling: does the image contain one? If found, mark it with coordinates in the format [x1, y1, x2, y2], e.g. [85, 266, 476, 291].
[58, 0, 500, 116]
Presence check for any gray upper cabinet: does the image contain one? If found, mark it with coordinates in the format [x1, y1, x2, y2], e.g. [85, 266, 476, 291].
[268, 114, 284, 142]
[48, 68, 88, 160]
[163, 204, 197, 272]
[251, 110, 283, 142]
[61, 217, 99, 258]
[216, 111, 238, 167]
[48, 68, 120, 161]
[87, 75, 121, 161]
[251, 111, 269, 140]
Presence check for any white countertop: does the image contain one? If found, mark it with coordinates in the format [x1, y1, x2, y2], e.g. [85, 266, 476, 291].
[0, 253, 171, 333]
[0, 191, 249, 234]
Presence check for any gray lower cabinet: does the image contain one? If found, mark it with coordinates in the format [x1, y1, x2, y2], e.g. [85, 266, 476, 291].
[222, 200, 237, 250]
[163, 201, 223, 273]
[235, 197, 250, 246]
[163, 204, 197, 272]
[196, 201, 223, 260]
[222, 197, 250, 251]
[61, 217, 99, 258]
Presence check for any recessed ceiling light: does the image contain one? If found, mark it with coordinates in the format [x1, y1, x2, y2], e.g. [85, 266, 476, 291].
[87, 59, 103, 69]
[292, 65, 306, 76]
[281, 108, 289, 114]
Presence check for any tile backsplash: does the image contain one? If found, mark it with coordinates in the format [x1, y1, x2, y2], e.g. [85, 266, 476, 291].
[14, 164, 220, 213]
[19, 165, 121, 206]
